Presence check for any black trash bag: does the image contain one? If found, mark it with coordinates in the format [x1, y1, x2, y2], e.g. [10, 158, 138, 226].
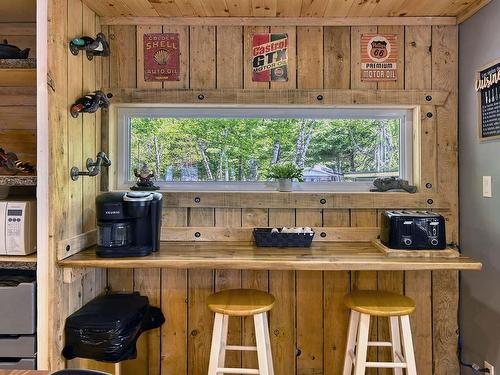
[63, 292, 165, 362]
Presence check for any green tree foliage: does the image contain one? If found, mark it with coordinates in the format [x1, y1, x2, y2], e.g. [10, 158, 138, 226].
[129, 117, 400, 182]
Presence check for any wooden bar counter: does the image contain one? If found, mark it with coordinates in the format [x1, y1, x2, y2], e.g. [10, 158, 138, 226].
[58, 242, 482, 271]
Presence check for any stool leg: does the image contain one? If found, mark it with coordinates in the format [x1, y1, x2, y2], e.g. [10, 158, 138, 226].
[389, 316, 403, 375]
[262, 312, 275, 375]
[254, 312, 271, 375]
[354, 313, 370, 375]
[400, 315, 417, 375]
[114, 362, 122, 375]
[208, 313, 225, 375]
[219, 314, 229, 369]
[342, 310, 360, 375]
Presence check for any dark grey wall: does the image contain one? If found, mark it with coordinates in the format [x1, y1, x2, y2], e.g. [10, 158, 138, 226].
[459, 0, 500, 371]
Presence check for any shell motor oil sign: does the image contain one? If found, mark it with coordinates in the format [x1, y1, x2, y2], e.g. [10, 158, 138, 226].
[361, 34, 398, 82]
[144, 33, 180, 82]
[252, 33, 288, 82]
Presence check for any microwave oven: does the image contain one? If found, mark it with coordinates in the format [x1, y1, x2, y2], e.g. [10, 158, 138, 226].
[0, 200, 36, 255]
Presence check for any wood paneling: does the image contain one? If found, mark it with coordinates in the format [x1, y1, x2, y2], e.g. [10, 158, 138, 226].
[45, 16, 462, 375]
[80, 0, 487, 18]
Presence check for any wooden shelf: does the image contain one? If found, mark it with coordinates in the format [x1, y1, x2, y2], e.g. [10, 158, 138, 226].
[0, 253, 36, 270]
[58, 242, 482, 271]
[0, 66, 36, 87]
[0, 175, 36, 186]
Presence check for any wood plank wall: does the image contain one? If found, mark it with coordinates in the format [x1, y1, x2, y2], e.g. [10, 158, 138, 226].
[85, 24, 460, 375]
[46, 0, 107, 370]
[0, 23, 36, 166]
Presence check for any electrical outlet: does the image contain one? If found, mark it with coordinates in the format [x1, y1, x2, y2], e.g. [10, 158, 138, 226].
[485, 361, 494, 375]
[483, 176, 493, 197]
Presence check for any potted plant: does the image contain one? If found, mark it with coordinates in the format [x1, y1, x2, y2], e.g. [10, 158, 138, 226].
[268, 162, 304, 192]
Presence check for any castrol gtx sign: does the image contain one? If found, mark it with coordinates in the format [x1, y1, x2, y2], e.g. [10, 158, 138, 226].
[252, 33, 288, 82]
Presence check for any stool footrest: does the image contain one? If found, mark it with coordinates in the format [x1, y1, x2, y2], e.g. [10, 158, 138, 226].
[217, 368, 259, 374]
[367, 341, 393, 347]
[365, 362, 407, 369]
[225, 345, 258, 351]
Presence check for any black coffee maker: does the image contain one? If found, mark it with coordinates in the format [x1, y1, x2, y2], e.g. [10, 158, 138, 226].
[96, 192, 162, 258]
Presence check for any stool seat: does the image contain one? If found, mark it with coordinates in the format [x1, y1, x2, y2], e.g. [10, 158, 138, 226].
[207, 288, 275, 316]
[344, 290, 416, 317]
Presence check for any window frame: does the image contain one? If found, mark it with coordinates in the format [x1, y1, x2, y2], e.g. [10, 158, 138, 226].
[115, 105, 414, 192]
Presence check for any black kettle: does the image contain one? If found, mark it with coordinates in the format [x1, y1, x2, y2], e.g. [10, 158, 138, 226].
[0, 40, 30, 59]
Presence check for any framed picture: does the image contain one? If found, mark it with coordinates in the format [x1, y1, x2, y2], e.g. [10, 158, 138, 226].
[476, 58, 500, 141]
[361, 34, 398, 82]
[143, 33, 180, 82]
[252, 33, 288, 82]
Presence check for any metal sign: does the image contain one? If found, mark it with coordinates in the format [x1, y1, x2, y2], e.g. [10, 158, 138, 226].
[144, 33, 180, 82]
[252, 33, 288, 82]
[361, 34, 398, 82]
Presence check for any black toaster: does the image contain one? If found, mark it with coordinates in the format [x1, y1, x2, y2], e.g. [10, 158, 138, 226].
[380, 211, 446, 250]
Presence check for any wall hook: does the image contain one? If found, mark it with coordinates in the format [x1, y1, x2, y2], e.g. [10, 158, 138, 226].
[69, 32, 110, 60]
[71, 151, 111, 181]
[70, 91, 112, 118]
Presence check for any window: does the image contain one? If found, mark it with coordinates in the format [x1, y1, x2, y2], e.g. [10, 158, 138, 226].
[116, 106, 413, 191]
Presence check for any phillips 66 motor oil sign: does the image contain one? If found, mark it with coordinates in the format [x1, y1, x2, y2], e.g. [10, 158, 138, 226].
[252, 33, 288, 82]
[361, 34, 398, 82]
[144, 33, 180, 82]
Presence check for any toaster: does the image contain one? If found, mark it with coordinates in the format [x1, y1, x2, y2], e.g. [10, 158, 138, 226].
[380, 211, 446, 250]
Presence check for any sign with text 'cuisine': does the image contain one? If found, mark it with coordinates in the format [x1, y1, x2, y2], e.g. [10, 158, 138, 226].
[476, 58, 500, 141]
[361, 34, 398, 82]
[143, 33, 180, 82]
[252, 33, 288, 82]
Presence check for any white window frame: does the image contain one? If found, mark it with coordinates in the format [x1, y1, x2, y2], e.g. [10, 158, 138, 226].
[115, 105, 414, 192]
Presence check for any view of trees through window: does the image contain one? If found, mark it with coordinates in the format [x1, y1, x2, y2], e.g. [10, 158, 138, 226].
[129, 117, 401, 183]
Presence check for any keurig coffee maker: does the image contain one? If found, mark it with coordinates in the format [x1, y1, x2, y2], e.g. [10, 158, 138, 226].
[96, 192, 162, 258]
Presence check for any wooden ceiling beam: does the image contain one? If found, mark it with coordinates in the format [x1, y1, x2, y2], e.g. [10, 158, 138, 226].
[100, 16, 457, 26]
[456, 0, 491, 23]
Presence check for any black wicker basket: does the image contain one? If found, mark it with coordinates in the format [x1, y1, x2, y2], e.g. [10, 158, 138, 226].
[253, 228, 315, 248]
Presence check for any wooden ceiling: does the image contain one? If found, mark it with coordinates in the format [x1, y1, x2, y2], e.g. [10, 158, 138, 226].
[81, 0, 489, 20]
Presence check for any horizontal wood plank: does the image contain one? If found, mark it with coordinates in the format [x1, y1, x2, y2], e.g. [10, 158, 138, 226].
[58, 242, 482, 271]
[100, 16, 457, 26]
[107, 88, 449, 106]
[161, 192, 449, 209]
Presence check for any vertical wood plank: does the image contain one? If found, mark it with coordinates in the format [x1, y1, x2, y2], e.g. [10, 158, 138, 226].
[432, 25, 459, 375]
[297, 26, 323, 89]
[296, 209, 323, 374]
[134, 268, 162, 375]
[217, 26, 243, 89]
[215, 208, 243, 369]
[241, 208, 269, 369]
[350, 26, 377, 89]
[189, 26, 216, 89]
[324, 26, 351, 89]
[377, 25, 405, 90]
[270, 26, 296, 89]
[323, 209, 351, 375]
[67, 0, 83, 239]
[188, 208, 215, 375]
[109, 25, 137, 88]
[268, 209, 296, 375]
[161, 207, 188, 375]
[350, 209, 378, 375]
[162, 25, 189, 89]
[405, 271, 432, 375]
[136, 25, 163, 89]
[404, 26, 432, 90]
[243, 26, 270, 89]
[161, 268, 188, 375]
[432, 271, 459, 375]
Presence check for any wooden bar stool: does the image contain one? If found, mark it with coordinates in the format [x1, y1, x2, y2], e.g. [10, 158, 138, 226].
[207, 289, 275, 375]
[342, 290, 417, 375]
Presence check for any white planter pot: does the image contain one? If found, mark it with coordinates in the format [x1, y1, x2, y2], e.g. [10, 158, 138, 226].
[278, 179, 293, 192]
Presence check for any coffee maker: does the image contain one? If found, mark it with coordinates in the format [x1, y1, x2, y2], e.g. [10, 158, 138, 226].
[96, 192, 162, 258]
